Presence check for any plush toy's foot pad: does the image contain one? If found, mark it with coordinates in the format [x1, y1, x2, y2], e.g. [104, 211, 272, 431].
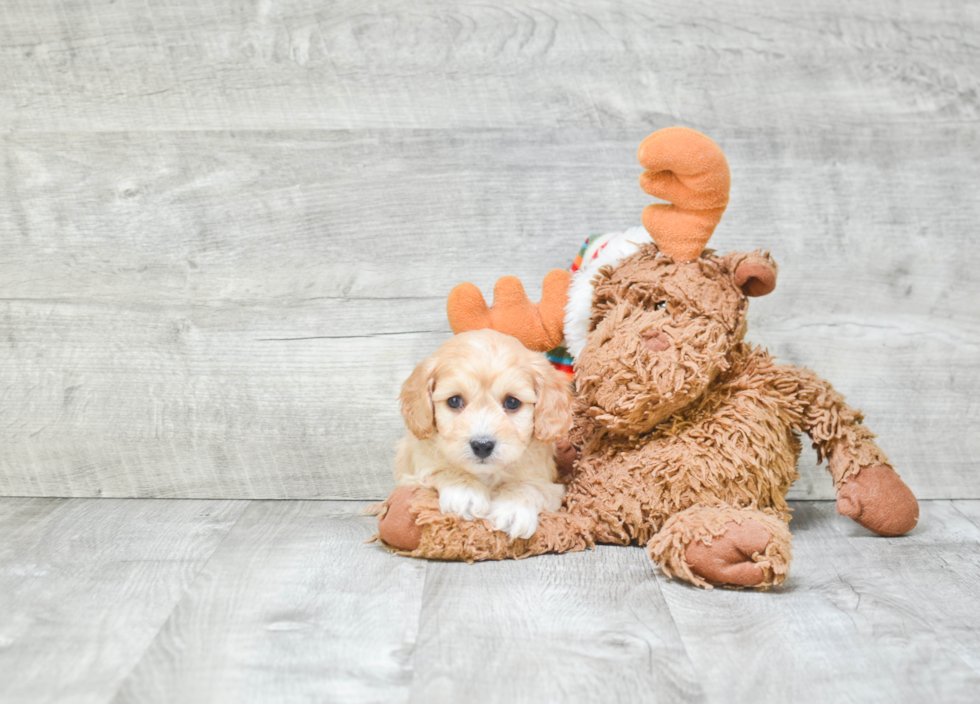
[837, 465, 919, 537]
[377, 486, 424, 551]
[648, 506, 793, 589]
[684, 520, 770, 587]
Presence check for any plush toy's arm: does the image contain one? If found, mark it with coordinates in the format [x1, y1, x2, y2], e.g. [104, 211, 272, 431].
[785, 366, 888, 488]
[447, 270, 571, 353]
[779, 365, 919, 536]
[376, 486, 594, 559]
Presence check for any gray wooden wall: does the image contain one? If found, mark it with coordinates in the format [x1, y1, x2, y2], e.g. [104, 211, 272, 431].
[1, 0, 977, 500]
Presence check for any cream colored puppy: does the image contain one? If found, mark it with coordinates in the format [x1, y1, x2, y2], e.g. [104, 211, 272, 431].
[395, 329, 572, 540]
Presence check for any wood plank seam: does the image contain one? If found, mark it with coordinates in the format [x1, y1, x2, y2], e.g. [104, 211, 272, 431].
[100, 499, 253, 704]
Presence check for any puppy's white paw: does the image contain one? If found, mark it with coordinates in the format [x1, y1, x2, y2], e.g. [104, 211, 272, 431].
[439, 485, 491, 520]
[488, 500, 540, 541]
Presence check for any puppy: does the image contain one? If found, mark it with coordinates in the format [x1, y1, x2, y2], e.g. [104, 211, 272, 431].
[394, 329, 573, 540]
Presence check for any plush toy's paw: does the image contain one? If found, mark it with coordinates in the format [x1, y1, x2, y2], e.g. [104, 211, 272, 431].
[377, 486, 424, 551]
[487, 499, 539, 540]
[684, 520, 771, 587]
[554, 438, 579, 482]
[837, 465, 919, 536]
[439, 484, 492, 521]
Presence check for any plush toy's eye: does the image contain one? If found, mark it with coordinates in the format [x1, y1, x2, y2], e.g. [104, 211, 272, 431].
[447, 395, 464, 410]
[653, 301, 667, 312]
[503, 396, 522, 411]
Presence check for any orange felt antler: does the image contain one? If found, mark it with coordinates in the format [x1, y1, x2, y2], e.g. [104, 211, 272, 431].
[638, 127, 730, 262]
[447, 269, 571, 352]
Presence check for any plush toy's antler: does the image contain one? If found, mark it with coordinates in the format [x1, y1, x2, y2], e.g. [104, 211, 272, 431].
[638, 127, 730, 262]
[447, 270, 571, 352]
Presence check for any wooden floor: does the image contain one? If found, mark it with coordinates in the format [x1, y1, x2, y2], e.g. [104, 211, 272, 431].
[1, 498, 978, 704]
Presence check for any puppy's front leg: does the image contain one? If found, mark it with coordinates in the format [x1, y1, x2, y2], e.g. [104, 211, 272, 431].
[431, 471, 492, 521]
[488, 482, 564, 541]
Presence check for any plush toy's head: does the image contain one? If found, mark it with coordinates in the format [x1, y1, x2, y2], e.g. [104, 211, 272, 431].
[569, 127, 779, 436]
[575, 247, 776, 436]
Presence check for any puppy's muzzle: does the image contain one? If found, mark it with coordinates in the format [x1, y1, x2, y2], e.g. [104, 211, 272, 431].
[469, 437, 496, 460]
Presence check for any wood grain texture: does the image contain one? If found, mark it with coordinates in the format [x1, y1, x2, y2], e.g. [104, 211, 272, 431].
[1, 128, 976, 499]
[112, 500, 426, 704]
[0, 2, 978, 499]
[660, 501, 980, 704]
[0, 498, 247, 704]
[4, 498, 979, 704]
[1, 1, 977, 132]
[410, 548, 704, 704]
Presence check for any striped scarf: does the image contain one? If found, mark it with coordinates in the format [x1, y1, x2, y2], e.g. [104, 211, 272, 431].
[544, 232, 619, 378]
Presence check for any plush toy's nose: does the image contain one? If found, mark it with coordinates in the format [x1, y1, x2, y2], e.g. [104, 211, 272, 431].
[643, 331, 671, 352]
[469, 438, 496, 459]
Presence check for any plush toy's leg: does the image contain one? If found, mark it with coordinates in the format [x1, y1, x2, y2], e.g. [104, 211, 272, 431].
[376, 486, 595, 561]
[647, 505, 792, 589]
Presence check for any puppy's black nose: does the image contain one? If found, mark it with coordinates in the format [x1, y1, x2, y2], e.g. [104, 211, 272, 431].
[469, 438, 496, 459]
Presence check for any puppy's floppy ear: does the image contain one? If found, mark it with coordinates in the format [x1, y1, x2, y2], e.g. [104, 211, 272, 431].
[400, 357, 437, 439]
[531, 357, 573, 443]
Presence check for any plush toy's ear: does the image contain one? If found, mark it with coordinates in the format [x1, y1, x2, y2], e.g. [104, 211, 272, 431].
[727, 251, 777, 297]
[399, 357, 437, 439]
[531, 356, 573, 443]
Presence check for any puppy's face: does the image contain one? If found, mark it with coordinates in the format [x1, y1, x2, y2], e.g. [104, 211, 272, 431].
[400, 330, 572, 482]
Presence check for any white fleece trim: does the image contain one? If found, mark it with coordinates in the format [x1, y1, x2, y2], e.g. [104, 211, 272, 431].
[563, 225, 652, 359]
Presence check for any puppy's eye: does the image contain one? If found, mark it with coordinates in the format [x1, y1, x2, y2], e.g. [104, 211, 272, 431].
[446, 395, 464, 410]
[503, 396, 522, 411]
[653, 301, 667, 312]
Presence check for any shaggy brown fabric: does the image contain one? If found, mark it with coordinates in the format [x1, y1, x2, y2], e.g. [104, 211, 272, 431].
[376, 243, 917, 588]
[378, 127, 917, 589]
[393, 487, 595, 562]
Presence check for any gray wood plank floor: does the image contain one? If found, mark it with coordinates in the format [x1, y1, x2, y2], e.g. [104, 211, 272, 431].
[2, 498, 978, 704]
[0, 498, 248, 704]
[1, 1, 978, 501]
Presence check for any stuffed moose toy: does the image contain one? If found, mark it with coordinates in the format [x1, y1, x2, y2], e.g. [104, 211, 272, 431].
[376, 127, 918, 589]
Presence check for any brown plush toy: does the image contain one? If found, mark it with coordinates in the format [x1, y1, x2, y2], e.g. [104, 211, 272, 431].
[376, 127, 919, 589]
